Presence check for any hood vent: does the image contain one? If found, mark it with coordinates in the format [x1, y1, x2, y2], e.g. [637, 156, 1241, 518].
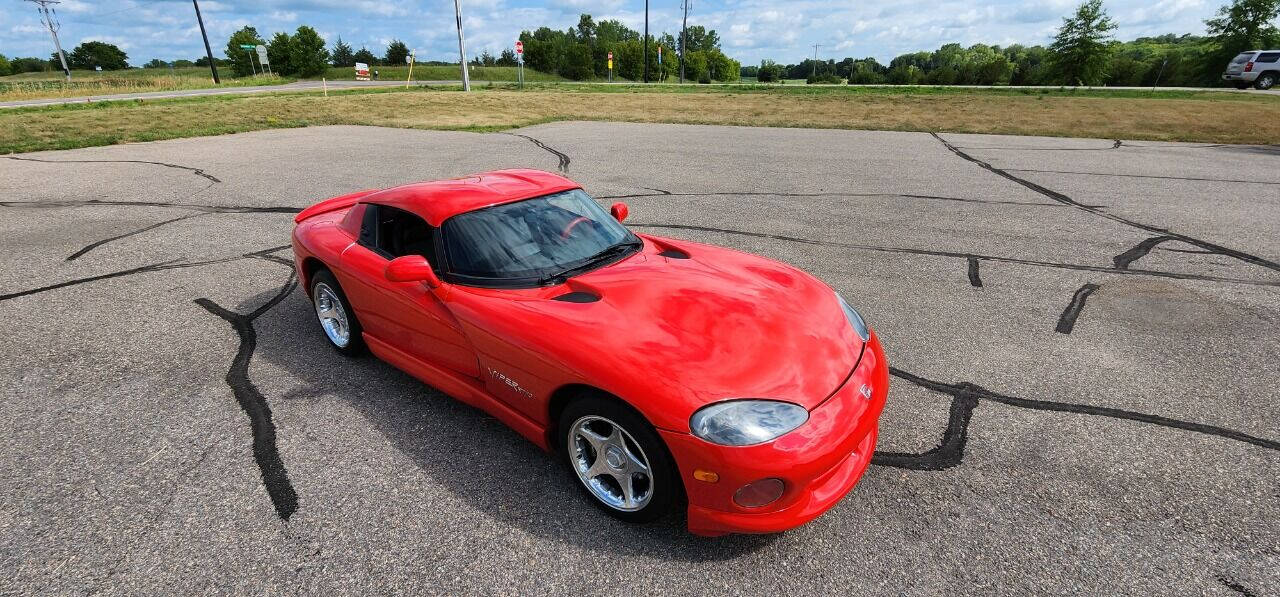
[658, 248, 690, 259]
[553, 291, 600, 303]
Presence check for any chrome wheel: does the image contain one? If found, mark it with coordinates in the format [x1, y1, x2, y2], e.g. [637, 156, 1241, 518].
[313, 282, 350, 348]
[568, 415, 654, 512]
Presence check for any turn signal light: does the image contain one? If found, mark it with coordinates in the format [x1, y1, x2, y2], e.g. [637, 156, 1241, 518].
[693, 469, 719, 483]
[1245, 62, 1255, 72]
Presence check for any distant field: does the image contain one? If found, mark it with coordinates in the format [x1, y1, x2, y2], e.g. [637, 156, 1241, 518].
[0, 67, 284, 101]
[317, 65, 565, 82]
[2, 84, 1277, 154]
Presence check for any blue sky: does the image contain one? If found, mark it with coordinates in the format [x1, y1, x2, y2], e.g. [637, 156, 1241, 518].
[1, 0, 1225, 66]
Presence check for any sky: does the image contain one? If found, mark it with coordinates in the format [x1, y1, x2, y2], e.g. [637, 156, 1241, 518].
[0, 0, 1225, 67]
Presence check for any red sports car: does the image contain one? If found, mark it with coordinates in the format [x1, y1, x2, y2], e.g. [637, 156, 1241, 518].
[291, 169, 889, 536]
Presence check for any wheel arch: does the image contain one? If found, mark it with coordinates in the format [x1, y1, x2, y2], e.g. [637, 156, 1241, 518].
[546, 383, 657, 453]
[300, 256, 328, 296]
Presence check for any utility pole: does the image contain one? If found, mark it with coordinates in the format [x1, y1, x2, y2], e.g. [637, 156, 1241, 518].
[192, 0, 220, 83]
[26, 0, 70, 81]
[811, 44, 821, 79]
[453, 0, 470, 91]
[642, 0, 649, 83]
[679, 0, 689, 84]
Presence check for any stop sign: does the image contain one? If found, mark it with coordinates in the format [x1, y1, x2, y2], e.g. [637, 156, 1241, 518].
[608, 52, 613, 60]
[515, 40, 523, 54]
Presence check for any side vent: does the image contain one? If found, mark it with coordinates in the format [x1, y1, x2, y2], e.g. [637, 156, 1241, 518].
[553, 291, 600, 303]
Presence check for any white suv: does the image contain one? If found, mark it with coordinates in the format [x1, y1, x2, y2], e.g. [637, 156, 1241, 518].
[1223, 50, 1279, 90]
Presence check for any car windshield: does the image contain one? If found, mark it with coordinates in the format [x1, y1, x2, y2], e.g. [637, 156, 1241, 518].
[442, 188, 637, 285]
[1231, 53, 1255, 64]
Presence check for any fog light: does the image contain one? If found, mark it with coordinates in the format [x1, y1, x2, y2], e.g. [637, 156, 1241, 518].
[733, 478, 785, 508]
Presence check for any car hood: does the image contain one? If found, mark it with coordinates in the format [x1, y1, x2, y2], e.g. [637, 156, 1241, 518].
[457, 234, 864, 431]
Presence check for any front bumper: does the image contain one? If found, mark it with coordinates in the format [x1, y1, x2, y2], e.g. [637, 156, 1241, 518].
[660, 330, 890, 536]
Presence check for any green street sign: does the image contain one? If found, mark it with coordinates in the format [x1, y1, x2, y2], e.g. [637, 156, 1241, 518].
[239, 44, 255, 49]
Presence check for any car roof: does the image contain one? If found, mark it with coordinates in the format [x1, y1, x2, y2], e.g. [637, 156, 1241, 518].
[361, 169, 582, 226]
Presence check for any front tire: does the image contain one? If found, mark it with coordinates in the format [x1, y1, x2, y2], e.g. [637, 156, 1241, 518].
[560, 392, 681, 523]
[310, 269, 365, 356]
[1255, 73, 1275, 90]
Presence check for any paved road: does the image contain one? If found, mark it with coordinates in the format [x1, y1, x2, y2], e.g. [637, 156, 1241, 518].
[2, 80, 1276, 109]
[1, 124, 1277, 594]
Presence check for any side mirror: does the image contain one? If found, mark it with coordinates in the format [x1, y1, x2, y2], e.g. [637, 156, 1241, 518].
[385, 255, 441, 288]
[610, 202, 629, 222]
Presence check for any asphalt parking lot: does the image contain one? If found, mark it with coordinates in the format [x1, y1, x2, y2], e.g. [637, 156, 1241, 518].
[1, 122, 1277, 595]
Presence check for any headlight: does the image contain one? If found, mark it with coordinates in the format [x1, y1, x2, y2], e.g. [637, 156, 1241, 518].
[689, 400, 809, 446]
[837, 292, 870, 342]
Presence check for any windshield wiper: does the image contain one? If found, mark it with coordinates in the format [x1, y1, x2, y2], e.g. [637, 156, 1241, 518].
[538, 238, 642, 285]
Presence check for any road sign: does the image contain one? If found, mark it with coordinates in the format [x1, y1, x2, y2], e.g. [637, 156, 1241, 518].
[658, 45, 662, 65]
[515, 40, 523, 55]
[255, 45, 269, 65]
[355, 62, 370, 81]
[239, 44, 254, 50]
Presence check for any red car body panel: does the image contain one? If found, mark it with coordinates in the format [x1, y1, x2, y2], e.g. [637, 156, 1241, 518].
[291, 169, 889, 535]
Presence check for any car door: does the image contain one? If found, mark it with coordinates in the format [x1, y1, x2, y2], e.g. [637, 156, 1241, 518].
[339, 203, 481, 379]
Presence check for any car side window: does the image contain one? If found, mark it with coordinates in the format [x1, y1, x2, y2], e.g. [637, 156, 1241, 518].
[1258, 53, 1280, 63]
[357, 203, 440, 269]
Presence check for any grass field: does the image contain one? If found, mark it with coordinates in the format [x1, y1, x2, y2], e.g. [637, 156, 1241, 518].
[0, 67, 285, 101]
[2, 84, 1277, 154]
[0, 65, 565, 101]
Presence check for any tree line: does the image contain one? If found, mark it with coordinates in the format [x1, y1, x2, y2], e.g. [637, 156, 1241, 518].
[516, 14, 739, 82]
[744, 0, 1279, 87]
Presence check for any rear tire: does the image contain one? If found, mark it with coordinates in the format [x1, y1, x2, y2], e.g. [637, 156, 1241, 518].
[1255, 73, 1275, 90]
[559, 392, 682, 523]
[310, 269, 365, 357]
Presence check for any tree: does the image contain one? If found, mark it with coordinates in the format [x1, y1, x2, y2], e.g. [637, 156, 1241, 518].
[331, 37, 355, 67]
[267, 32, 292, 75]
[225, 26, 265, 77]
[1206, 0, 1280, 68]
[143, 58, 168, 69]
[384, 39, 410, 66]
[289, 26, 329, 77]
[576, 14, 596, 44]
[11, 56, 48, 73]
[353, 47, 377, 66]
[67, 41, 129, 70]
[173, 59, 195, 67]
[0, 54, 10, 76]
[498, 48, 518, 66]
[1049, 0, 1117, 85]
[756, 59, 783, 82]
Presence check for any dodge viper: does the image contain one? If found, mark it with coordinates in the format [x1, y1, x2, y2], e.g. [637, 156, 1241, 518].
[291, 169, 889, 536]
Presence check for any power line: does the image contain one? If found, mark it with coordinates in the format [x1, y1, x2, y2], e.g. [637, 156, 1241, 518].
[25, 0, 70, 81]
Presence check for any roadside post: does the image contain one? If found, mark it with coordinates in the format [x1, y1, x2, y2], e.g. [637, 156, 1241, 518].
[608, 52, 613, 82]
[239, 43, 257, 76]
[515, 40, 524, 89]
[256, 44, 271, 76]
[405, 50, 415, 88]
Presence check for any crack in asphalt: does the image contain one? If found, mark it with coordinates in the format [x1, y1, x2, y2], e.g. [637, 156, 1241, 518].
[1055, 283, 1101, 334]
[0, 199, 302, 213]
[599, 190, 1071, 208]
[966, 256, 983, 287]
[951, 139, 1122, 151]
[505, 133, 570, 173]
[66, 213, 206, 261]
[0, 246, 292, 302]
[1005, 168, 1280, 186]
[931, 132, 1280, 274]
[872, 366, 1280, 471]
[1112, 235, 1178, 270]
[1217, 575, 1260, 597]
[630, 223, 1280, 288]
[3, 155, 222, 183]
[195, 267, 300, 521]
